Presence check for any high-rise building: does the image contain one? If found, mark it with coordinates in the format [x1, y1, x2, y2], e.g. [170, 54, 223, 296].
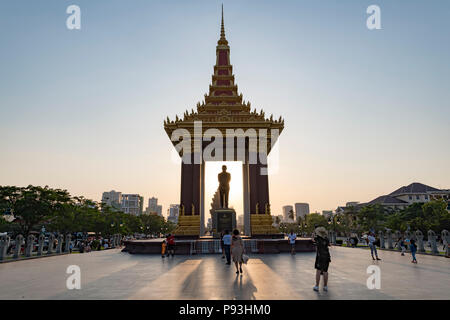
[101, 190, 122, 210]
[294, 203, 310, 220]
[146, 197, 162, 216]
[121, 194, 143, 215]
[168, 204, 180, 224]
[282, 205, 294, 222]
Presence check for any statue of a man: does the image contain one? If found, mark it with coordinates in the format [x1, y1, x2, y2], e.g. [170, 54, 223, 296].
[218, 165, 231, 208]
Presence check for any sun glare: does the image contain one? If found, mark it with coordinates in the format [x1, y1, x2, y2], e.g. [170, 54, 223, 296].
[204, 161, 243, 218]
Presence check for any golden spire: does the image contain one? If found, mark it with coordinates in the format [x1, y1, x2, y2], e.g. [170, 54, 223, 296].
[218, 4, 228, 45]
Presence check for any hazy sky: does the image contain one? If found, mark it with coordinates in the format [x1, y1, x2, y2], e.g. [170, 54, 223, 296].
[1, 0, 449, 218]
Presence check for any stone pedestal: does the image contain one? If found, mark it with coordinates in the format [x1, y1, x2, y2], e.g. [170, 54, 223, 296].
[174, 215, 201, 238]
[56, 234, 64, 254]
[37, 234, 45, 256]
[13, 234, 24, 259]
[25, 235, 35, 257]
[212, 208, 236, 237]
[64, 234, 72, 253]
[47, 234, 55, 254]
[0, 235, 10, 261]
[250, 213, 281, 237]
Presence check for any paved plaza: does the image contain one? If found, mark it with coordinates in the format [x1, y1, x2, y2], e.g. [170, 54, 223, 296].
[0, 246, 448, 300]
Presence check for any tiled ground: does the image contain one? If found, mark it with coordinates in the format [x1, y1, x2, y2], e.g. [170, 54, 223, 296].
[0, 246, 448, 299]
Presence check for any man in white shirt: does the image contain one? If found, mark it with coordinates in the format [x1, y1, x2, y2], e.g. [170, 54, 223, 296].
[222, 230, 232, 264]
[288, 232, 297, 255]
[367, 233, 381, 260]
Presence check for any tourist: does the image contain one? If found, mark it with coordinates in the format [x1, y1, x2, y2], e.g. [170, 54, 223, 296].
[349, 237, 355, 247]
[368, 232, 381, 261]
[161, 240, 167, 258]
[397, 237, 406, 255]
[231, 229, 244, 274]
[222, 230, 232, 265]
[220, 230, 225, 259]
[288, 231, 297, 255]
[313, 226, 331, 292]
[78, 241, 84, 253]
[167, 233, 175, 257]
[410, 238, 418, 263]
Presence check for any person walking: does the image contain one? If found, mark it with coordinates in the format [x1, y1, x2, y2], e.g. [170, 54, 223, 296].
[397, 237, 406, 256]
[222, 230, 232, 265]
[288, 231, 297, 255]
[410, 238, 418, 263]
[220, 230, 225, 259]
[313, 227, 331, 292]
[231, 229, 244, 274]
[167, 234, 175, 257]
[368, 232, 381, 260]
[161, 240, 167, 258]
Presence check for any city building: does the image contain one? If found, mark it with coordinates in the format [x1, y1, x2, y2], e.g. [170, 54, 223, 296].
[121, 194, 143, 215]
[282, 205, 294, 222]
[146, 197, 162, 216]
[167, 204, 180, 224]
[101, 190, 122, 210]
[294, 203, 310, 220]
[338, 182, 450, 213]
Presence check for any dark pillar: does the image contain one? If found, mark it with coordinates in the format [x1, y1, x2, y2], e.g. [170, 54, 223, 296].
[249, 163, 259, 214]
[192, 163, 201, 215]
[257, 164, 270, 214]
[180, 162, 193, 215]
[180, 154, 201, 216]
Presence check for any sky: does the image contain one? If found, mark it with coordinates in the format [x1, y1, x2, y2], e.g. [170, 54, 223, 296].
[1, 0, 449, 218]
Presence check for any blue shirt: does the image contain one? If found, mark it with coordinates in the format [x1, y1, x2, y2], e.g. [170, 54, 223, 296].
[223, 234, 232, 245]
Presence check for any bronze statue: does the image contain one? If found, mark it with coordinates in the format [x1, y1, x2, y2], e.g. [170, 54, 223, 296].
[218, 165, 231, 208]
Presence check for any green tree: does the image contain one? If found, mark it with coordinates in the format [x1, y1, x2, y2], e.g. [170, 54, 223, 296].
[0, 185, 71, 238]
[356, 204, 387, 232]
[288, 209, 295, 221]
[304, 213, 328, 234]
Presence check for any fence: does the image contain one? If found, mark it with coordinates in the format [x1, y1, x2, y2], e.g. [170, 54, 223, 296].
[328, 229, 449, 257]
[0, 233, 123, 262]
[185, 239, 263, 255]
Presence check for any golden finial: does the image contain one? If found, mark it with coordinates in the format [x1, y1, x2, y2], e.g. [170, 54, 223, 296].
[218, 4, 228, 45]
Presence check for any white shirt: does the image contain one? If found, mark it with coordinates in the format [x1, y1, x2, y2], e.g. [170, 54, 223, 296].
[288, 233, 297, 244]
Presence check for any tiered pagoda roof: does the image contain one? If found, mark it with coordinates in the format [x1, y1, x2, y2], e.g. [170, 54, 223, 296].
[164, 6, 284, 138]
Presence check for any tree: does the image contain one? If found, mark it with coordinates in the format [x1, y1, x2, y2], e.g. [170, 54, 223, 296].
[0, 185, 71, 238]
[304, 213, 328, 234]
[420, 200, 450, 233]
[356, 204, 387, 233]
[274, 216, 281, 226]
[288, 209, 295, 221]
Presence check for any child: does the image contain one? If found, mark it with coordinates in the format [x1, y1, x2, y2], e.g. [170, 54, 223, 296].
[161, 240, 167, 258]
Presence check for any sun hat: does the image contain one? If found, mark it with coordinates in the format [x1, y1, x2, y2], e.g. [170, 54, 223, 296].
[315, 226, 328, 238]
